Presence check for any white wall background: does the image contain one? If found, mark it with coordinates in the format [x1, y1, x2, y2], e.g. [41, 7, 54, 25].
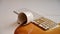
[0, 0, 60, 34]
